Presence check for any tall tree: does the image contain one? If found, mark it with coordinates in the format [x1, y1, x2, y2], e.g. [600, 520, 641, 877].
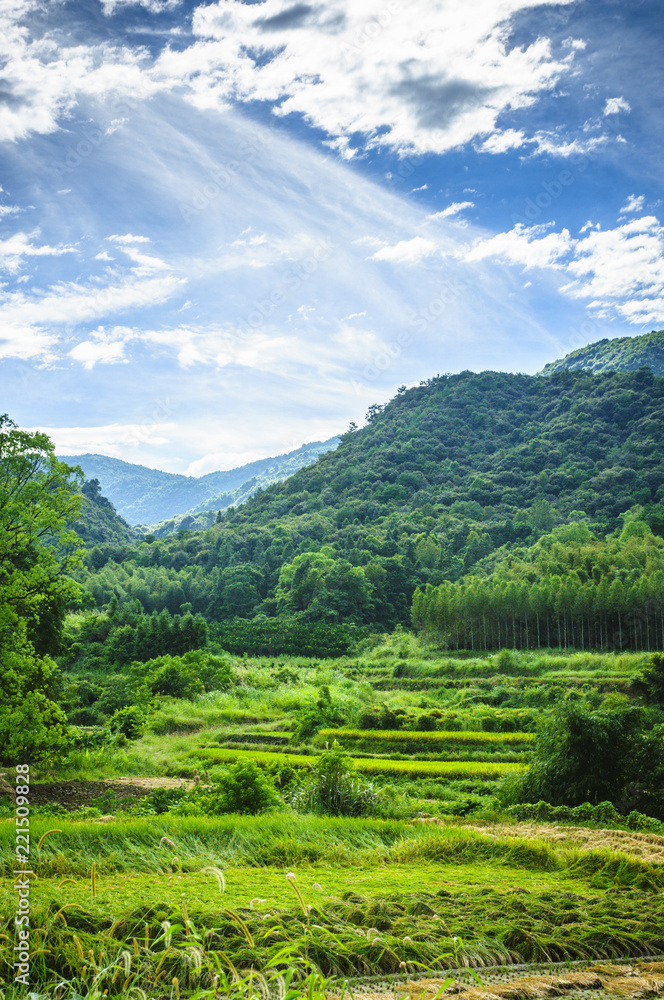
[0, 416, 83, 763]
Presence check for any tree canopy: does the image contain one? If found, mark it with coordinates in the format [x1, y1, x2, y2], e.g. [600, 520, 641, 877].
[0, 416, 83, 763]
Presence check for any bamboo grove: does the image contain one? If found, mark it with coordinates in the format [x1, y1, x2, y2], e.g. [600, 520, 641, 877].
[411, 518, 664, 652]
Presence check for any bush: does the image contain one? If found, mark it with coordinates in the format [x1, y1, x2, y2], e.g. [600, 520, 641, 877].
[108, 705, 147, 740]
[214, 760, 281, 814]
[289, 744, 378, 816]
[515, 702, 642, 807]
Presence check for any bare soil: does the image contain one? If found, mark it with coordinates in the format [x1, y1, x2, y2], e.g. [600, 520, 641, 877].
[2, 776, 193, 811]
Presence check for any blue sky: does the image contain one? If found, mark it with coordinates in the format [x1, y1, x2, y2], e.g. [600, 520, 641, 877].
[1, 0, 662, 474]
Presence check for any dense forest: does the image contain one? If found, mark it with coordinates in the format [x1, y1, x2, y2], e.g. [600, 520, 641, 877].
[413, 514, 664, 651]
[541, 329, 664, 377]
[69, 366, 664, 641]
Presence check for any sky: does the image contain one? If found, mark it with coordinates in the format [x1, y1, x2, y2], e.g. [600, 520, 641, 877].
[0, 0, 663, 475]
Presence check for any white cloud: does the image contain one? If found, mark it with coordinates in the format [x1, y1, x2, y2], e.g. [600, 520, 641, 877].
[370, 236, 437, 264]
[108, 234, 152, 244]
[0, 272, 184, 356]
[428, 201, 474, 220]
[0, 231, 76, 273]
[0, 0, 584, 155]
[69, 338, 128, 369]
[560, 216, 664, 323]
[30, 422, 177, 456]
[604, 96, 631, 116]
[479, 128, 527, 153]
[463, 212, 664, 327]
[620, 194, 645, 214]
[177, 0, 581, 157]
[465, 223, 573, 269]
[100, 0, 181, 12]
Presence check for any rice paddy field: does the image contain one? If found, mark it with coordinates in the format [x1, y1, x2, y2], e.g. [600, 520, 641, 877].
[1, 641, 662, 997]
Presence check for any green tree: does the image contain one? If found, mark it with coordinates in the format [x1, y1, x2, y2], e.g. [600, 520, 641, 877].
[0, 416, 83, 763]
[518, 702, 641, 807]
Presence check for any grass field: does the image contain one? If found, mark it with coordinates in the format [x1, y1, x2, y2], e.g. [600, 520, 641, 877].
[3, 814, 664, 996]
[4, 641, 661, 997]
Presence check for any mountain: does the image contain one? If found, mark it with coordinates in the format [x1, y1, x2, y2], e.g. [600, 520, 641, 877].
[540, 329, 664, 377]
[73, 479, 137, 547]
[78, 367, 664, 629]
[60, 438, 340, 526]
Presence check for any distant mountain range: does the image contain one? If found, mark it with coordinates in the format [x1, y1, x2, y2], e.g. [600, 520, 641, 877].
[540, 329, 664, 377]
[60, 437, 340, 527]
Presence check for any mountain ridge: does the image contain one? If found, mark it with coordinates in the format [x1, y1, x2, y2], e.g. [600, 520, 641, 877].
[539, 329, 664, 377]
[60, 437, 340, 526]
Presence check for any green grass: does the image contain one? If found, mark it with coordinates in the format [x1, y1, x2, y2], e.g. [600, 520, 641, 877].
[195, 745, 525, 778]
[319, 728, 534, 745]
[3, 824, 664, 995]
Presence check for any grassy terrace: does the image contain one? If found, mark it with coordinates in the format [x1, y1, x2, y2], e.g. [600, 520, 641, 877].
[195, 746, 525, 778]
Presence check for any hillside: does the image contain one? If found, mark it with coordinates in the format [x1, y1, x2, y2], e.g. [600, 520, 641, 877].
[72, 479, 137, 546]
[540, 329, 664, 376]
[60, 437, 339, 526]
[77, 367, 664, 630]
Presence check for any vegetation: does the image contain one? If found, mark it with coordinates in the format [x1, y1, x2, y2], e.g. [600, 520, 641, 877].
[412, 515, 664, 651]
[540, 328, 664, 377]
[71, 368, 664, 635]
[0, 416, 84, 764]
[62, 437, 339, 528]
[3, 348, 664, 995]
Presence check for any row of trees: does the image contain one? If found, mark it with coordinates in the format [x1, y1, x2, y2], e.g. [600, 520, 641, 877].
[412, 519, 664, 651]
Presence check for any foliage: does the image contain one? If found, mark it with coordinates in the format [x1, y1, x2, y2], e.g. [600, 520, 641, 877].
[540, 328, 664, 377]
[0, 416, 83, 764]
[633, 651, 664, 703]
[211, 759, 281, 813]
[212, 616, 368, 656]
[289, 744, 378, 816]
[413, 517, 664, 650]
[516, 701, 664, 815]
[108, 704, 147, 740]
[74, 367, 664, 632]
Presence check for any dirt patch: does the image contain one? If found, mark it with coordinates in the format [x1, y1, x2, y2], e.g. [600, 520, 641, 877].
[20, 776, 193, 811]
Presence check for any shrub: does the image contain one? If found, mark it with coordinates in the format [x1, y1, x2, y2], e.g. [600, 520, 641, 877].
[108, 705, 147, 740]
[289, 744, 378, 817]
[214, 759, 281, 814]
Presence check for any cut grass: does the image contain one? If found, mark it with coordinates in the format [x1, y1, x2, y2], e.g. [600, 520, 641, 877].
[3, 857, 664, 991]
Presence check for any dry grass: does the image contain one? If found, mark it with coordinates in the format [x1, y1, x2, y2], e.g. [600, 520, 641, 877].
[465, 823, 664, 865]
[345, 962, 664, 1000]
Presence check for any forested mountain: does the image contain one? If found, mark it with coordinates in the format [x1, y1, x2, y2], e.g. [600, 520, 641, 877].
[75, 368, 664, 636]
[72, 478, 136, 546]
[540, 329, 664, 377]
[59, 437, 339, 526]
